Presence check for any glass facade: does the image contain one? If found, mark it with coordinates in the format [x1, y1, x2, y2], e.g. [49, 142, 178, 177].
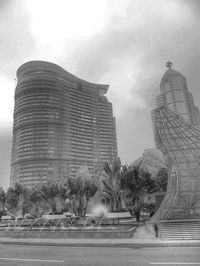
[10, 61, 118, 188]
[151, 67, 200, 221]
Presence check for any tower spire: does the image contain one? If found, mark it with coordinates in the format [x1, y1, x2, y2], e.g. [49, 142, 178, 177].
[166, 61, 173, 69]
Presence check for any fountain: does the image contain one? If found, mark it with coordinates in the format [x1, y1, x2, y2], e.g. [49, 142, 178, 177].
[97, 215, 113, 231]
[53, 217, 71, 231]
[6, 220, 15, 231]
[16, 216, 35, 230]
[82, 216, 99, 231]
[68, 216, 85, 231]
[40, 219, 53, 232]
[0, 204, 136, 238]
[28, 217, 46, 231]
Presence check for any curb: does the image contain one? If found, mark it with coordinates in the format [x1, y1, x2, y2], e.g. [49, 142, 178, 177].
[0, 239, 200, 248]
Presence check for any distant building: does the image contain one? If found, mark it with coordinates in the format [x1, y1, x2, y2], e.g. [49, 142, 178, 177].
[10, 61, 118, 188]
[151, 63, 200, 221]
[131, 148, 167, 177]
[142, 148, 167, 177]
[131, 148, 167, 212]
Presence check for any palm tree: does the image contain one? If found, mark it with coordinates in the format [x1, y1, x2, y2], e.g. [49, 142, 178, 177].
[40, 182, 68, 214]
[0, 188, 6, 217]
[28, 188, 48, 218]
[120, 163, 157, 221]
[67, 175, 97, 216]
[101, 157, 122, 212]
[6, 183, 29, 217]
[84, 179, 98, 215]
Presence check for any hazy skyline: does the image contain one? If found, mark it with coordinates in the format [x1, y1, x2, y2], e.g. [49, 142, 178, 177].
[1, 0, 200, 189]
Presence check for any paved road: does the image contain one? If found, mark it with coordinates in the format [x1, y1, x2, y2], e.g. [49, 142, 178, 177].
[0, 244, 199, 265]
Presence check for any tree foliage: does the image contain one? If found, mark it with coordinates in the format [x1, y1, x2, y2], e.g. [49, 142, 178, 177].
[28, 188, 48, 218]
[2, 174, 97, 218]
[101, 157, 122, 211]
[0, 188, 6, 207]
[6, 183, 29, 217]
[1, 161, 167, 220]
[40, 182, 69, 214]
[156, 167, 168, 191]
[0, 188, 6, 217]
[67, 175, 97, 216]
[120, 163, 157, 221]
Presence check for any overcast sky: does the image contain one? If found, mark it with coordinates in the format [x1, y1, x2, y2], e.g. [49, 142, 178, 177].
[0, 0, 200, 189]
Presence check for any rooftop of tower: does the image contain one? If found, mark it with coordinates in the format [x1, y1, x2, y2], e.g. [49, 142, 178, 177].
[17, 60, 109, 94]
[160, 63, 186, 86]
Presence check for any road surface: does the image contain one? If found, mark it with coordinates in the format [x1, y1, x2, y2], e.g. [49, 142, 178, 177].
[0, 244, 199, 265]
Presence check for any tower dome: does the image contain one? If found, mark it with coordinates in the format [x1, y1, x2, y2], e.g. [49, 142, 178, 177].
[160, 64, 186, 89]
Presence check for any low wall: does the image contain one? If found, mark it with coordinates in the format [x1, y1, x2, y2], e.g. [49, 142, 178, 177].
[0, 228, 136, 239]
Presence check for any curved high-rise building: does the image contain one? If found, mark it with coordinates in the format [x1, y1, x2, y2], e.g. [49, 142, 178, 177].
[10, 61, 118, 188]
[151, 63, 200, 221]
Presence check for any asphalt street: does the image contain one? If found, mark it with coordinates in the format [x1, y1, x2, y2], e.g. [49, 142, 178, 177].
[0, 244, 199, 266]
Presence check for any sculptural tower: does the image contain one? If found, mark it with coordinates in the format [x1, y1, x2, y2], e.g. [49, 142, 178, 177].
[151, 62, 200, 221]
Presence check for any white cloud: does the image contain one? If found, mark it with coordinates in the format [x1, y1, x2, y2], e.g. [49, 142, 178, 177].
[101, 60, 146, 118]
[26, 0, 107, 53]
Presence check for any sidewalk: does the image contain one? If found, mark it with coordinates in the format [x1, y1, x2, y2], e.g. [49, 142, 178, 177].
[0, 237, 200, 248]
